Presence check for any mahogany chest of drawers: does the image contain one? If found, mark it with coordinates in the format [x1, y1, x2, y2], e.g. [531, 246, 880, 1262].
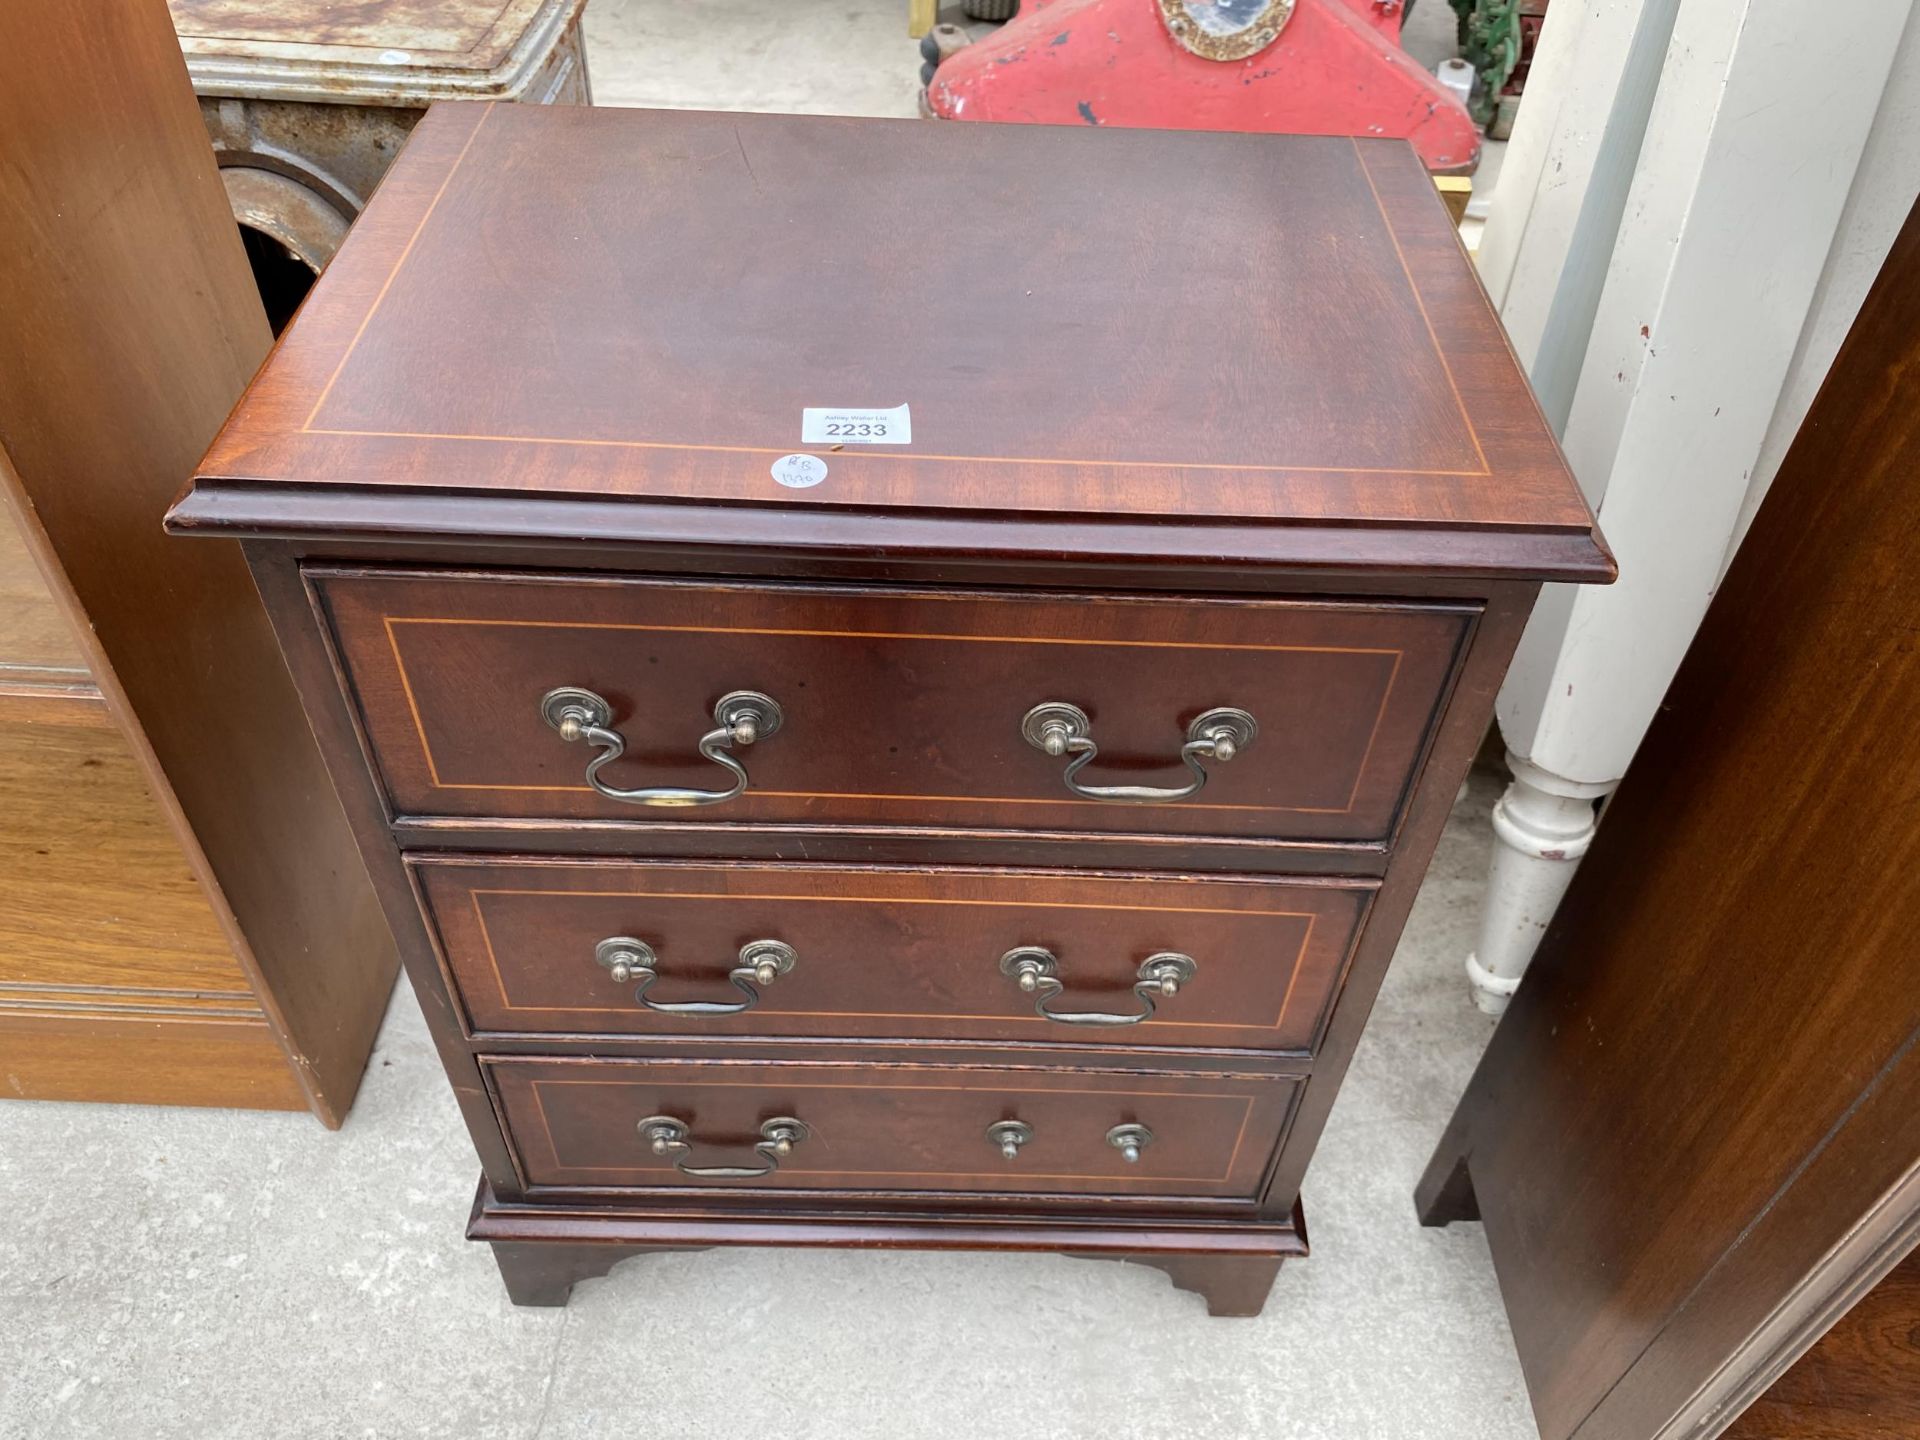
[168, 102, 1609, 1316]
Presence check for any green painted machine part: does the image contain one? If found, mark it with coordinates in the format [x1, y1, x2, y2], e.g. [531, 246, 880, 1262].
[1445, 0, 1544, 138]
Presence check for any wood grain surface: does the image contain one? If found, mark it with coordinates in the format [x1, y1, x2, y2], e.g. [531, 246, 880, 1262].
[0, 0, 397, 1123]
[486, 1054, 1299, 1203]
[171, 0, 567, 68]
[0, 504, 89, 691]
[1418, 198, 1920, 1439]
[187, 103, 1601, 552]
[1722, 1253, 1920, 1440]
[413, 857, 1372, 1052]
[0, 712, 244, 1005]
[0, 1012, 306, 1112]
[316, 568, 1474, 842]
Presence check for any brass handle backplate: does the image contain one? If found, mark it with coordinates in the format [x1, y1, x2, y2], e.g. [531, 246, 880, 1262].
[998, 947, 1198, 1027]
[986, 1119, 1034, 1161]
[596, 936, 797, 1015]
[542, 687, 782, 807]
[1021, 702, 1256, 804]
[637, 1115, 809, 1180]
[1107, 1124, 1155, 1164]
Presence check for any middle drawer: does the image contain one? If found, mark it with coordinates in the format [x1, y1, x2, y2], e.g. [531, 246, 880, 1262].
[413, 858, 1373, 1054]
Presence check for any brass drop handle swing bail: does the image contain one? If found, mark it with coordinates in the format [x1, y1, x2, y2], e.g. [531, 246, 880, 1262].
[999, 947, 1198, 1026]
[1022, 701, 1258, 804]
[637, 1115, 811, 1180]
[542, 687, 783, 807]
[596, 937, 797, 1015]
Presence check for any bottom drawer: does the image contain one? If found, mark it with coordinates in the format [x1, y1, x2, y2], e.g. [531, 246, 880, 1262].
[486, 1056, 1300, 1203]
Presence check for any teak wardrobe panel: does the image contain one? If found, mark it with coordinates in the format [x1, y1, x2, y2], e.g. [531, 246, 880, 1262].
[0, 0, 395, 1123]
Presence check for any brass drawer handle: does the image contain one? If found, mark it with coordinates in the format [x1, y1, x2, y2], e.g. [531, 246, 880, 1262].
[1108, 1124, 1155, 1164]
[998, 947, 1198, 1027]
[1021, 702, 1257, 804]
[541, 687, 782, 807]
[637, 1114, 809, 1180]
[597, 937, 797, 1015]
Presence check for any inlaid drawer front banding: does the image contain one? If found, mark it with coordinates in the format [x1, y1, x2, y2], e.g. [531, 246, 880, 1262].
[413, 858, 1374, 1052]
[485, 1056, 1301, 1201]
[316, 569, 1477, 844]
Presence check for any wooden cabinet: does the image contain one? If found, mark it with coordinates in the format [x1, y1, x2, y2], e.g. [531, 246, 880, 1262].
[170, 103, 1608, 1311]
[1416, 197, 1920, 1435]
[0, 0, 397, 1122]
[0, 506, 310, 1112]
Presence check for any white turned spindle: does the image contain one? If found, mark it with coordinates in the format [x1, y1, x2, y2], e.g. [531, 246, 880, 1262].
[1465, 755, 1611, 1015]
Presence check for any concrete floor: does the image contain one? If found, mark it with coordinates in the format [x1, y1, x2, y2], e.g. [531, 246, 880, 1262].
[0, 776, 1527, 1439]
[3, 8, 1529, 1436]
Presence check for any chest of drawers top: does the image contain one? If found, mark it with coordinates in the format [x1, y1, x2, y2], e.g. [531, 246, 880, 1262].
[169, 101, 1606, 584]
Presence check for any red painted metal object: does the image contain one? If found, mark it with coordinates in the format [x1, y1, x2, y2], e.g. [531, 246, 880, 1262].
[927, 0, 1480, 174]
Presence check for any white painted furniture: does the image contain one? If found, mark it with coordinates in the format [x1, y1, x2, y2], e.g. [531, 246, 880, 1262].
[1465, 0, 1920, 1011]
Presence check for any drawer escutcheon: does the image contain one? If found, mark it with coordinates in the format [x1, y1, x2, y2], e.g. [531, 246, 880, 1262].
[986, 1119, 1034, 1161]
[1107, 1124, 1156, 1164]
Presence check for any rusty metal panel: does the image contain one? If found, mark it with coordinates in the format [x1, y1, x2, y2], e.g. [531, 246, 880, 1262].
[179, 2, 588, 287]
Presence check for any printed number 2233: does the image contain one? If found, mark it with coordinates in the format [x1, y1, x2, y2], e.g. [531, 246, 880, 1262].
[800, 404, 912, 445]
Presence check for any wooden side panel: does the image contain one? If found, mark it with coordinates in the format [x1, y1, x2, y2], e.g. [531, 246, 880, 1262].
[0, 503, 88, 689]
[0, 709, 245, 1001]
[0, 611, 309, 1109]
[0, 1013, 306, 1112]
[1419, 199, 1920, 1439]
[0, 0, 398, 1124]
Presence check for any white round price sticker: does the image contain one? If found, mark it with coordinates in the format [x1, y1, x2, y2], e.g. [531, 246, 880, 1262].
[770, 454, 828, 489]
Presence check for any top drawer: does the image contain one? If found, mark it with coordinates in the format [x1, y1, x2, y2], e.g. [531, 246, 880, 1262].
[312, 569, 1474, 844]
